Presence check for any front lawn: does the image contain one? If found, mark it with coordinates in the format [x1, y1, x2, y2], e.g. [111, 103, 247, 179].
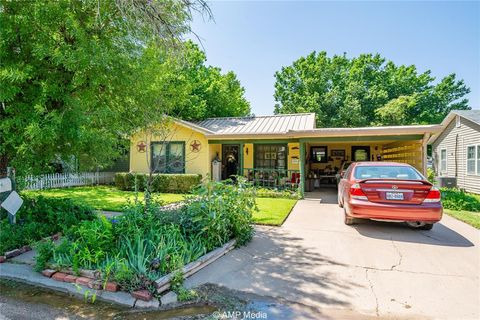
[24, 186, 185, 212]
[255, 198, 297, 226]
[24, 186, 298, 226]
[444, 209, 480, 229]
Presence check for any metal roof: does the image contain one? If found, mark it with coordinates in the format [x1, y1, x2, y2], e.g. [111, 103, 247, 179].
[194, 113, 316, 135]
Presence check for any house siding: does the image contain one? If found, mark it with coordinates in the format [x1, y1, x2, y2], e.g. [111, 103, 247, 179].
[432, 116, 480, 194]
[130, 123, 210, 178]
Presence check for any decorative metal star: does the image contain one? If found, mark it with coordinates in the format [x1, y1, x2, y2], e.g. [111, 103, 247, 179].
[137, 141, 147, 153]
[190, 140, 201, 153]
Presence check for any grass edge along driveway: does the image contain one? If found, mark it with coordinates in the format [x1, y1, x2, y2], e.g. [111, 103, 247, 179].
[24, 186, 298, 226]
[444, 209, 480, 229]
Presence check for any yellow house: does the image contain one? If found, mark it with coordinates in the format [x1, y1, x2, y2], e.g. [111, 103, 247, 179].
[129, 113, 442, 194]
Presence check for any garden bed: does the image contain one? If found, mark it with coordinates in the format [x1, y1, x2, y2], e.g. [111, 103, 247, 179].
[32, 179, 256, 301]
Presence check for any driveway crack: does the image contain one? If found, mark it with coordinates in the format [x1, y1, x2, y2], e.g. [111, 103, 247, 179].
[365, 269, 379, 317]
[390, 237, 403, 270]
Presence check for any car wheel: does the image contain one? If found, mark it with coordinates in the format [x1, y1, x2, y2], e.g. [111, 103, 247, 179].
[344, 209, 355, 225]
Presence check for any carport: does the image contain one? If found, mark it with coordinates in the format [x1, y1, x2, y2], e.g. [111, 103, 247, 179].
[292, 125, 442, 194]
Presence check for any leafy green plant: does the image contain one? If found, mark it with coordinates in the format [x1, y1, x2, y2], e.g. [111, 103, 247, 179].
[182, 177, 255, 249]
[34, 240, 55, 272]
[0, 195, 95, 254]
[441, 188, 480, 211]
[68, 216, 115, 267]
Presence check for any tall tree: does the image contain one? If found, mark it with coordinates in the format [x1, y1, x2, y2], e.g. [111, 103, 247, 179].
[170, 41, 251, 121]
[0, 0, 211, 175]
[274, 52, 470, 127]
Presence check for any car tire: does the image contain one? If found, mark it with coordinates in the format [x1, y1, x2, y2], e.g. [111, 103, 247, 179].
[344, 209, 355, 225]
[420, 223, 434, 230]
[338, 196, 343, 208]
[406, 221, 434, 230]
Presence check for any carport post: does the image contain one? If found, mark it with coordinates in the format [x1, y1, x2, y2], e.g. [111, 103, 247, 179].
[299, 142, 305, 197]
[422, 133, 431, 176]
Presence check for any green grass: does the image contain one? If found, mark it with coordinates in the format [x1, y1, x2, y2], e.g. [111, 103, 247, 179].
[254, 198, 298, 226]
[444, 209, 480, 229]
[23, 186, 185, 212]
[24, 186, 298, 226]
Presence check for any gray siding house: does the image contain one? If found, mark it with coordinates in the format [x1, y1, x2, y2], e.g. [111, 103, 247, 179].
[430, 110, 480, 194]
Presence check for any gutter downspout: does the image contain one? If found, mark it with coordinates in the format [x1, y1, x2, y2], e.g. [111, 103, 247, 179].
[454, 133, 459, 178]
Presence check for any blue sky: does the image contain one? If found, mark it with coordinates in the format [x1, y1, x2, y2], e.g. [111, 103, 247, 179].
[189, 1, 480, 115]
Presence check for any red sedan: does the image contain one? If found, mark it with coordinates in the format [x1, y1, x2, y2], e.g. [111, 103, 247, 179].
[338, 162, 442, 230]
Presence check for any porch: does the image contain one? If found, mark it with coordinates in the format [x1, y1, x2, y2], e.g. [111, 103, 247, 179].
[208, 131, 431, 195]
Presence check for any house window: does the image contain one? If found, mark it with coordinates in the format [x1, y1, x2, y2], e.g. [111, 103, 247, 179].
[477, 146, 480, 175]
[440, 149, 447, 173]
[466, 145, 478, 175]
[151, 142, 185, 173]
[455, 115, 461, 128]
[311, 146, 328, 163]
[254, 144, 287, 169]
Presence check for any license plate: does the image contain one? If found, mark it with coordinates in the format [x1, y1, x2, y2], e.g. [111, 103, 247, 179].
[386, 192, 404, 200]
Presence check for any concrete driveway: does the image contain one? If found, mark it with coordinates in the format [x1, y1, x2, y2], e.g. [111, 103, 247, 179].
[186, 189, 480, 319]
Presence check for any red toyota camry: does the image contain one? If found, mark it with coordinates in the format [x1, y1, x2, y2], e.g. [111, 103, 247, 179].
[338, 162, 442, 230]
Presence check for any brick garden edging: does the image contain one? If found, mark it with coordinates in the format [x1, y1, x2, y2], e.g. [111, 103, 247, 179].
[155, 239, 237, 293]
[39, 239, 237, 304]
[0, 232, 61, 264]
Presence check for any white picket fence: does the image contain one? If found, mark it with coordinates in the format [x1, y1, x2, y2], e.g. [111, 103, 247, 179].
[22, 172, 116, 190]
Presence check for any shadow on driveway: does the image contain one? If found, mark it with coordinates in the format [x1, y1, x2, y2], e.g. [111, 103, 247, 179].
[352, 219, 474, 247]
[186, 226, 368, 316]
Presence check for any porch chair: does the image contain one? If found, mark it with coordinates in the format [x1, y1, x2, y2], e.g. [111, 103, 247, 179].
[286, 172, 301, 190]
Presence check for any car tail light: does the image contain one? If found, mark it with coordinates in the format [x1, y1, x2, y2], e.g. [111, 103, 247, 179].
[350, 183, 368, 200]
[423, 187, 441, 203]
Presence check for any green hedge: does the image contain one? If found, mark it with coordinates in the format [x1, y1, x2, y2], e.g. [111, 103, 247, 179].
[441, 188, 480, 212]
[0, 196, 96, 254]
[115, 173, 201, 194]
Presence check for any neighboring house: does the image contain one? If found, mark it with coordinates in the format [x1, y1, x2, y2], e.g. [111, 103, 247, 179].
[129, 113, 441, 194]
[429, 110, 480, 194]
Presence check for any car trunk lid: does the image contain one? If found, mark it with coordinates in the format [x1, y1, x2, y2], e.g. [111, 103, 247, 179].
[358, 179, 432, 204]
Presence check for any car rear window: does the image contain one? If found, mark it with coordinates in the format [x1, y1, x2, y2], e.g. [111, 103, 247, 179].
[353, 165, 423, 180]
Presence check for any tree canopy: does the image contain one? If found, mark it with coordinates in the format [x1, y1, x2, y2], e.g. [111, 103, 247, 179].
[0, 0, 249, 174]
[163, 41, 250, 121]
[274, 52, 470, 127]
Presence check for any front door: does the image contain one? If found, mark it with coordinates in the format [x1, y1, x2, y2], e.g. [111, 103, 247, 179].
[351, 146, 371, 162]
[222, 145, 240, 180]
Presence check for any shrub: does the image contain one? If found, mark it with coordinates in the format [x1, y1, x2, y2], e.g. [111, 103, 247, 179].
[0, 196, 96, 254]
[114, 173, 201, 194]
[114, 173, 126, 190]
[182, 178, 255, 250]
[441, 188, 480, 212]
[34, 240, 55, 272]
